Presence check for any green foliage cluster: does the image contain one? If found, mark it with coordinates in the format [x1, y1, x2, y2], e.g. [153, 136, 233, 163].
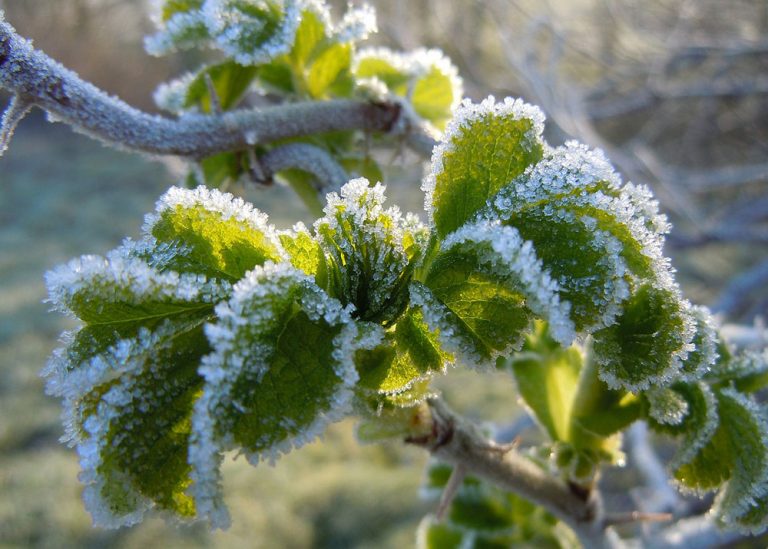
[40, 0, 768, 543]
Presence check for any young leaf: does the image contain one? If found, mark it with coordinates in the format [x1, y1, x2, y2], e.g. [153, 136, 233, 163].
[189, 263, 375, 525]
[592, 283, 694, 392]
[183, 61, 259, 112]
[313, 178, 413, 325]
[415, 220, 573, 368]
[144, 185, 285, 280]
[355, 307, 449, 395]
[306, 42, 351, 98]
[423, 96, 545, 239]
[353, 47, 462, 131]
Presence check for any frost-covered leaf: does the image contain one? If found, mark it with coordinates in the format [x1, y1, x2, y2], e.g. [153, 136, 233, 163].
[353, 47, 462, 131]
[144, 186, 285, 280]
[203, 0, 302, 66]
[481, 142, 672, 333]
[77, 320, 210, 527]
[592, 284, 694, 392]
[706, 344, 768, 393]
[678, 305, 719, 381]
[314, 178, 413, 325]
[43, 248, 226, 526]
[423, 96, 544, 239]
[646, 387, 690, 426]
[145, 1, 209, 55]
[44, 251, 226, 404]
[189, 263, 373, 526]
[355, 307, 449, 395]
[673, 388, 768, 533]
[416, 220, 573, 367]
[647, 382, 718, 472]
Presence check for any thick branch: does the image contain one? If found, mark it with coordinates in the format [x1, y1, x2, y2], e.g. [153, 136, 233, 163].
[0, 15, 409, 158]
[408, 399, 623, 549]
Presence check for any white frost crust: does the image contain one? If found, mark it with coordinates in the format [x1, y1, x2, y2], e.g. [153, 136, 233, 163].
[143, 185, 285, 258]
[313, 178, 410, 319]
[189, 262, 367, 526]
[442, 219, 575, 347]
[669, 383, 719, 474]
[647, 387, 690, 426]
[333, 3, 377, 43]
[145, 10, 210, 56]
[202, 0, 302, 66]
[422, 96, 544, 226]
[153, 72, 198, 114]
[45, 247, 227, 318]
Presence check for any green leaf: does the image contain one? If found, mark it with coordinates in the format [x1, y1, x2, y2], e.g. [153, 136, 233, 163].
[206, 0, 301, 66]
[290, 8, 329, 68]
[314, 179, 413, 325]
[677, 305, 719, 381]
[356, 308, 448, 395]
[339, 155, 384, 184]
[146, 186, 285, 281]
[190, 264, 369, 524]
[417, 220, 573, 367]
[592, 283, 694, 391]
[411, 51, 461, 130]
[256, 60, 295, 93]
[424, 97, 545, 239]
[183, 61, 258, 113]
[307, 43, 351, 98]
[509, 333, 582, 443]
[85, 321, 209, 523]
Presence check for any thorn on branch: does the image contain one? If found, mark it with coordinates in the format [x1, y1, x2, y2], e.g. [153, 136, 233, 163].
[204, 74, 223, 115]
[0, 94, 31, 156]
[436, 463, 466, 521]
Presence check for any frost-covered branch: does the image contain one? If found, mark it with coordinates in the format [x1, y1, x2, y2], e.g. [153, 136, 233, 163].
[0, 15, 413, 159]
[259, 143, 349, 190]
[409, 399, 624, 549]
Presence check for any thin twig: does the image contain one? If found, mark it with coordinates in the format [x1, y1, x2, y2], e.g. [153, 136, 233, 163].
[408, 398, 625, 549]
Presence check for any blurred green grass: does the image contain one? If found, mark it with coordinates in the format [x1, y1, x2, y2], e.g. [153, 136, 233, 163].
[0, 115, 524, 548]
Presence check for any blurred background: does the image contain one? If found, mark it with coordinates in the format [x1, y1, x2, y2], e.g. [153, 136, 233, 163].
[0, 0, 766, 547]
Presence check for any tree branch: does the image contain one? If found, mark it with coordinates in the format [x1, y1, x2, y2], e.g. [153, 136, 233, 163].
[259, 143, 349, 191]
[0, 15, 429, 159]
[407, 398, 624, 549]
